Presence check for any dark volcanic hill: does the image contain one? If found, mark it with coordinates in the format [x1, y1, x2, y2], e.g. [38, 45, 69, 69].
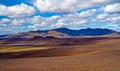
[1, 28, 119, 39]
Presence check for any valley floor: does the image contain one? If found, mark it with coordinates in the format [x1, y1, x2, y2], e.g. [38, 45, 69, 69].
[0, 38, 120, 71]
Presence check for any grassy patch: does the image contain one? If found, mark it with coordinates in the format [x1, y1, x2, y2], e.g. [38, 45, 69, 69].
[0, 46, 48, 53]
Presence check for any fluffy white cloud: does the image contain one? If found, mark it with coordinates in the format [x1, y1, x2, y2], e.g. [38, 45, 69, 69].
[10, 19, 26, 26]
[96, 13, 120, 24]
[79, 9, 97, 18]
[0, 18, 11, 23]
[0, 3, 35, 18]
[91, 0, 119, 4]
[97, 14, 108, 20]
[34, 0, 77, 13]
[0, 18, 11, 27]
[26, 9, 96, 28]
[0, 23, 7, 27]
[1, 6, 120, 33]
[104, 3, 120, 13]
[34, 0, 119, 13]
[51, 22, 68, 28]
[1, 12, 120, 31]
[30, 16, 43, 24]
[76, 20, 88, 25]
[1, 0, 120, 34]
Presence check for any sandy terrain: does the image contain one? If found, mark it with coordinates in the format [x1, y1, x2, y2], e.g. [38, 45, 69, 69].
[0, 38, 120, 71]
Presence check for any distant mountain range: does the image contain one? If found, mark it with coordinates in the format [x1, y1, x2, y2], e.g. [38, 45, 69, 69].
[1, 28, 119, 40]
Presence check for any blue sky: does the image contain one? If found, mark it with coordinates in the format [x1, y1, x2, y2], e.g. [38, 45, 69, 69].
[0, 0, 120, 34]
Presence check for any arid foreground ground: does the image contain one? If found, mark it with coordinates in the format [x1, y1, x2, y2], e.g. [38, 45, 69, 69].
[0, 37, 120, 71]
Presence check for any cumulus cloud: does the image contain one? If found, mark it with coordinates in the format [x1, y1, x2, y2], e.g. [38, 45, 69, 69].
[10, 19, 26, 26]
[76, 20, 88, 25]
[0, 0, 120, 34]
[104, 3, 120, 13]
[0, 3, 35, 18]
[96, 13, 120, 24]
[0, 18, 11, 27]
[91, 0, 119, 4]
[79, 9, 97, 18]
[0, 18, 11, 23]
[0, 23, 7, 27]
[97, 13, 108, 20]
[34, 0, 120, 13]
[1, 1, 120, 34]
[34, 0, 77, 13]
[30, 16, 44, 24]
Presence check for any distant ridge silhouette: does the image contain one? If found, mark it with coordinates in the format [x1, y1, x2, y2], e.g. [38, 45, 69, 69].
[0, 28, 119, 39]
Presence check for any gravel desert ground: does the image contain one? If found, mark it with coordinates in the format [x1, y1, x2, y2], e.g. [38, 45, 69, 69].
[0, 38, 120, 71]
